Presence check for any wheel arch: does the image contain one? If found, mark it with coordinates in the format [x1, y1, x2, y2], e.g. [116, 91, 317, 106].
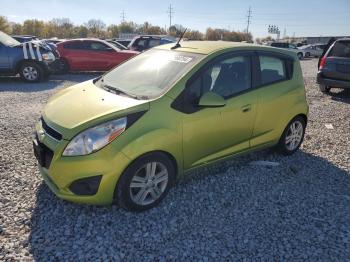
[15, 59, 45, 73]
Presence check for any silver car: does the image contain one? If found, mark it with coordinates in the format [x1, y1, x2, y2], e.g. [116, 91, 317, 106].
[299, 44, 326, 57]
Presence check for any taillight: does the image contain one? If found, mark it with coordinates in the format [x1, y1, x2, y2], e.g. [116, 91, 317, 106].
[319, 57, 326, 70]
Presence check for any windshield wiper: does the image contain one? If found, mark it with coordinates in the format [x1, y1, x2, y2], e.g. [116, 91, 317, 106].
[102, 84, 148, 100]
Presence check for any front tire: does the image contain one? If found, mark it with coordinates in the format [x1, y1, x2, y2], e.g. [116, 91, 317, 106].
[319, 84, 331, 93]
[276, 116, 306, 155]
[115, 152, 176, 212]
[19, 62, 45, 82]
[297, 52, 303, 60]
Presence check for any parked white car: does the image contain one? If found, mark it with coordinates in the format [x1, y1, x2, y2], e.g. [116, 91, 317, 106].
[299, 44, 326, 57]
[270, 42, 306, 59]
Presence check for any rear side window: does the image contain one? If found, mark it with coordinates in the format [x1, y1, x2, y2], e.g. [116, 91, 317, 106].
[85, 41, 110, 51]
[148, 39, 161, 48]
[63, 42, 84, 49]
[259, 56, 287, 85]
[329, 41, 350, 58]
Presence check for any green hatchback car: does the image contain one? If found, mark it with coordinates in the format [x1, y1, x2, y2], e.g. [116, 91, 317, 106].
[33, 41, 308, 211]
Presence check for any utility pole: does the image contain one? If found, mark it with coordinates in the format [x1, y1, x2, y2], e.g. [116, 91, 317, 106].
[121, 10, 126, 23]
[167, 4, 174, 29]
[246, 6, 252, 34]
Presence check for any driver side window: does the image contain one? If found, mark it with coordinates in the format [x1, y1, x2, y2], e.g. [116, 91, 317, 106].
[186, 55, 252, 106]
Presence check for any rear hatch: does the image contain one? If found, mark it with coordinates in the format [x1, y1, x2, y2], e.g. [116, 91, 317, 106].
[323, 40, 350, 81]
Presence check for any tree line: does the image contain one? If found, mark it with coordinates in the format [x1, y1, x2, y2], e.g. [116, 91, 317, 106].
[0, 16, 252, 42]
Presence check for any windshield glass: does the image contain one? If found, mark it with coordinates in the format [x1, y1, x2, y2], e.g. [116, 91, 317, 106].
[0, 31, 20, 46]
[97, 49, 204, 98]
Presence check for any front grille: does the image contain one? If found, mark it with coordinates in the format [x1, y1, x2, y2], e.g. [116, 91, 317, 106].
[41, 117, 62, 141]
[33, 134, 54, 169]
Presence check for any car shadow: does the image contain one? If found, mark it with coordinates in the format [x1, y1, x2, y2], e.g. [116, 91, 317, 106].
[329, 88, 350, 104]
[28, 150, 350, 260]
[0, 73, 100, 92]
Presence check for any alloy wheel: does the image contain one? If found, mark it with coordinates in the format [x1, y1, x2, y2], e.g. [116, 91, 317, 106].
[23, 66, 38, 81]
[285, 120, 304, 151]
[129, 162, 169, 206]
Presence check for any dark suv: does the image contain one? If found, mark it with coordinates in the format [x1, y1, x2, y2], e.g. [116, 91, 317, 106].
[317, 38, 350, 93]
[128, 35, 175, 52]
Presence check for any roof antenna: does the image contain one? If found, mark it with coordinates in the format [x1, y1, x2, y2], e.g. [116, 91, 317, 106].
[171, 28, 187, 49]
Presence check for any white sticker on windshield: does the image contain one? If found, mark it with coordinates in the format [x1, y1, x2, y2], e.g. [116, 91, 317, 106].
[171, 55, 193, 63]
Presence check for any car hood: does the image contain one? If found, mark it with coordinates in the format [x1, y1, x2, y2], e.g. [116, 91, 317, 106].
[43, 79, 149, 139]
[18, 40, 53, 52]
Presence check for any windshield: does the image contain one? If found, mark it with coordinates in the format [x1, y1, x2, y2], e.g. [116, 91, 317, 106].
[97, 49, 204, 99]
[0, 31, 20, 46]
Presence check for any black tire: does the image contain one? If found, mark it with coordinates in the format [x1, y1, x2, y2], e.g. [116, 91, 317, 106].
[115, 152, 176, 212]
[57, 58, 69, 74]
[19, 62, 45, 82]
[319, 84, 331, 93]
[276, 116, 306, 156]
[297, 52, 303, 60]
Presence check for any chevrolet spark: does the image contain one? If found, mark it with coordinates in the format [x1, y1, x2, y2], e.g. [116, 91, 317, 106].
[33, 41, 308, 211]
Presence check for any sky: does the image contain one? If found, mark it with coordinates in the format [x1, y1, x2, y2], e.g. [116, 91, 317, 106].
[0, 0, 349, 38]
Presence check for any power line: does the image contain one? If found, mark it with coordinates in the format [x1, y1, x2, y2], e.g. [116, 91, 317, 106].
[167, 4, 174, 28]
[246, 6, 252, 33]
[120, 10, 126, 23]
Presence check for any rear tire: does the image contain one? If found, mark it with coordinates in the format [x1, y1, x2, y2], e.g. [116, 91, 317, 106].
[19, 62, 45, 82]
[297, 52, 303, 60]
[276, 116, 306, 156]
[319, 84, 331, 93]
[115, 152, 176, 212]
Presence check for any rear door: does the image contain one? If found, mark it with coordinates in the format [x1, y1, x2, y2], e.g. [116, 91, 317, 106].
[324, 40, 350, 81]
[250, 52, 296, 147]
[61, 41, 88, 71]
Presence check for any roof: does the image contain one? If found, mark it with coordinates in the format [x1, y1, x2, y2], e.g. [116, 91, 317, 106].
[155, 40, 276, 55]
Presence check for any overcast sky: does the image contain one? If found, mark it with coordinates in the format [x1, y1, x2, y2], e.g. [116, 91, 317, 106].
[1, 0, 349, 38]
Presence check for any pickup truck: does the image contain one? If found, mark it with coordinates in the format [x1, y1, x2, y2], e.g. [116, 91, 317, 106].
[0, 31, 57, 82]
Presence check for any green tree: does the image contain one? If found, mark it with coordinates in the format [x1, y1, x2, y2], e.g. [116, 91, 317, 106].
[22, 19, 47, 37]
[107, 24, 119, 38]
[0, 16, 11, 34]
[184, 30, 203, 40]
[85, 19, 106, 37]
[73, 25, 88, 38]
[118, 22, 136, 34]
[11, 23, 23, 35]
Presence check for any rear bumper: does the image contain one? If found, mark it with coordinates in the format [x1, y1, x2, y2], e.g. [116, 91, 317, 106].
[317, 72, 350, 88]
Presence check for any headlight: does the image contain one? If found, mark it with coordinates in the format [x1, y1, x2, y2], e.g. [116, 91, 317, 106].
[42, 52, 55, 62]
[63, 117, 127, 156]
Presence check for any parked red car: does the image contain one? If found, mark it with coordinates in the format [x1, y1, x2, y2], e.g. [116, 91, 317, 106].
[57, 39, 139, 72]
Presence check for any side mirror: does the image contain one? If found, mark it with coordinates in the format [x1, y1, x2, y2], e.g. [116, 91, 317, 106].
[198, 92, 226, 107]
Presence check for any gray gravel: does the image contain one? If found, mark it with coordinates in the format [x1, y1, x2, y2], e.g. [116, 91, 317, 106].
[0, 59, 350, 261]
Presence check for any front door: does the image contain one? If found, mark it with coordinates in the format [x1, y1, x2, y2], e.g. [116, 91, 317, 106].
[182, 53, 257, 169]
[0, 44, 10, 72]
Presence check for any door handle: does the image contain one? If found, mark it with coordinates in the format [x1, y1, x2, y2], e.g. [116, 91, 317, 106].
[241, 104, 251, 113]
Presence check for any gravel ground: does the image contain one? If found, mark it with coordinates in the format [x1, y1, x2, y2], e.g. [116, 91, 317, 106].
[0, 59, 349, 261]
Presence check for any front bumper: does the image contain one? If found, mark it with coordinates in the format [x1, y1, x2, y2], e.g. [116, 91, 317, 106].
[317, 72, 350, 89]
[33, 121, 131, 205]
